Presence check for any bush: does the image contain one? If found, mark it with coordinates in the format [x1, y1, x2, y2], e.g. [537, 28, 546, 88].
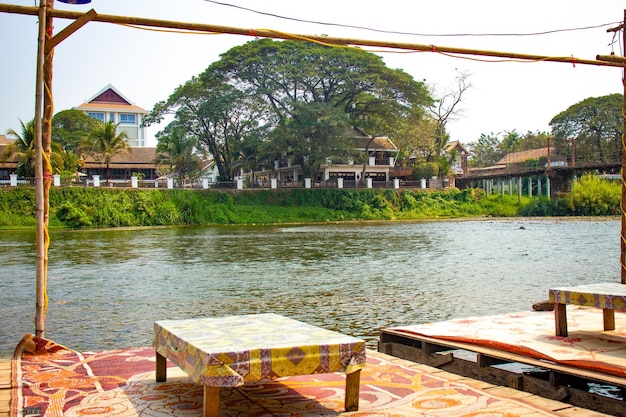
[412, 162, 439, 180]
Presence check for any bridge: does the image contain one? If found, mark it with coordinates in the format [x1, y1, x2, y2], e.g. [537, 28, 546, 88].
[455, 159, 621, 198]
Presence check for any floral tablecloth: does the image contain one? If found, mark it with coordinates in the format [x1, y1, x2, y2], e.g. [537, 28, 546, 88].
[154, 313, 366, 387]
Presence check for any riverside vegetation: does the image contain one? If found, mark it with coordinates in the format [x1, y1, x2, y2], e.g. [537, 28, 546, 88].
[0, 175, 619, 229]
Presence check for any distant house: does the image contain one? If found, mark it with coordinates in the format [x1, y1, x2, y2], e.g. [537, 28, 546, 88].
[74, 84, 149, 147]
[82, 147, 159, 180]
[444, 141, 469, 175]
[248, 127, 398, 185]
[0, 134, 17, 180]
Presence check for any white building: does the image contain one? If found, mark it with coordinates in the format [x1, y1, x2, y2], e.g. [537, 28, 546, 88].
[74, 84, 149, 147]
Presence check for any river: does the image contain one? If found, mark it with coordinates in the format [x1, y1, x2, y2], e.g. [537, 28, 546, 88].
[0, 218, 620, 357]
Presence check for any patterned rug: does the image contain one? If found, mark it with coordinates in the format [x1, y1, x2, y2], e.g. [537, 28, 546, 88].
[391, 306, 626, 377]
[10, 333, 564, 417]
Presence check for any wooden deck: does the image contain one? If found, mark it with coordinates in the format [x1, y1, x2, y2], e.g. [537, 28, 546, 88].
[0, 357, 10, 417]
[380, 330, 625, 417]
[0, 352, 613, 417]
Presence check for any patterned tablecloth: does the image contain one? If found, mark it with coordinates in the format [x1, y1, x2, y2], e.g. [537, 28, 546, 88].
[154, 313, 366, 387]
[548, 282, 626, 309]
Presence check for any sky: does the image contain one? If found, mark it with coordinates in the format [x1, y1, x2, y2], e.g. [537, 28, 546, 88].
[0, 0, 624, 147]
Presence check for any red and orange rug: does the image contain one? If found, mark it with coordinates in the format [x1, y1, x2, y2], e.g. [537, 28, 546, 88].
[391, 306, 626, 378]
[12, 333, 566, 416]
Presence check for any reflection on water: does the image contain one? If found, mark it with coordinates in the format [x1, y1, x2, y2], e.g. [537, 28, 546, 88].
[0, 219, 619, 356]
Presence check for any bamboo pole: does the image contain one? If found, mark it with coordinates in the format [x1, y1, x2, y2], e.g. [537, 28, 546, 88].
[621, 11, 626, 284]
[0, 3, 624, 68]
[33, 0, 47, 338]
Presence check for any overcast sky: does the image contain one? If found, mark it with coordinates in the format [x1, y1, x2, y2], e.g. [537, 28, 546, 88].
[0, 0, 623, 146]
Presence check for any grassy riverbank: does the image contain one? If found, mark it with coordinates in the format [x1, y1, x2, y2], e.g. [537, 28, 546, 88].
[0, 175, 619, 229]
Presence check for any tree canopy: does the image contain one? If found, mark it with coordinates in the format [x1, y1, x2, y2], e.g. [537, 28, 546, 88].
[550, 93, 623, 164]
[52, 109, 98, 152]
[145, 39, 433, 180]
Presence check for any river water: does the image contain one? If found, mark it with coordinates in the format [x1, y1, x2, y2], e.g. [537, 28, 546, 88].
[0, 218, 620, 357]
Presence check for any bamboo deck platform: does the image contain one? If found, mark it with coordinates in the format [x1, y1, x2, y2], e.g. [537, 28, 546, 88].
[0, 358, 10, 417]
[379, 330, 626, 417]
[0, 351, 612, 417]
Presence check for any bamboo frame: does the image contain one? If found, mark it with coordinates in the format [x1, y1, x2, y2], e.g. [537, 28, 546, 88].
[1, 2, 624, 336]
[0, 3, 623, 68]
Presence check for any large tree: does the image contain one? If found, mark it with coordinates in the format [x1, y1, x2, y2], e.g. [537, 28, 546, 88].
[269, 102, 355, 179]
[550, 94, 623, 164]
[212, 39, 432, 126]
[430, 71, 471, 159]
[145, 75, 266, 180]
[146, 39, 433, 181]
[52, 109, 98, 152]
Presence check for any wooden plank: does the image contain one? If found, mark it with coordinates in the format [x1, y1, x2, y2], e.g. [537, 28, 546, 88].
[344, 369, 361, 411]
[603, 308, 615, 331]
[155, 352, 166, 382]
[555, 407, 614, 417]
[380, 331, 626, 417]
[555, 303, 568, 336]
[203, 386, 220, 417]
[0, 359, 10, 415]
[381, 330, 626, 387]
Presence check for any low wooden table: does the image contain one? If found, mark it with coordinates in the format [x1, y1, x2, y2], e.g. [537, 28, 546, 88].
[154, 313, 366, 417]
[548, 282, 626, 337]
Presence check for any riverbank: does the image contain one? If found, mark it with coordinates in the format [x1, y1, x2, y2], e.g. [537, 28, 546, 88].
[0, 186, 522, 229]
[0, 175, 620, 229]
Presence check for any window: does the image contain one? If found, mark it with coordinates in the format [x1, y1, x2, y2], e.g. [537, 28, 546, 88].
[119, 114, 137, 125]
[109, 114, 115, 123]
[87, 112, 105, 122]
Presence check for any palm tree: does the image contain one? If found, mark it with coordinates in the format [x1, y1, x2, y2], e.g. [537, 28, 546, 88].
[80, 120, 130, 180]
[154, 128, 201, 186]
[3, 119, 64, 177]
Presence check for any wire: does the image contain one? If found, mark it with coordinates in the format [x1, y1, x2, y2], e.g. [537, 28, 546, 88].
[202, 0, 620, 38]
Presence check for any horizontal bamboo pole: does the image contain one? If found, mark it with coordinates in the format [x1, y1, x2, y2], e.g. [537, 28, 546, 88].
[0, 3, 623, 68]
[596, 54, 626, 65]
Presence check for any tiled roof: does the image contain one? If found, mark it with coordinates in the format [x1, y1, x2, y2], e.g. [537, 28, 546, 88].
[445, 141, 468, 154]
[74, 102, 147, 113]
[82, 147, 159, 169]
[496, 147, 556, 165]
[354, 136, 397, 151]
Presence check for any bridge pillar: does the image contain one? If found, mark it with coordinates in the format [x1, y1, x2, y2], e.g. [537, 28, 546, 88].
[537, 177, 542, 197]
[546, 169, 574, 198]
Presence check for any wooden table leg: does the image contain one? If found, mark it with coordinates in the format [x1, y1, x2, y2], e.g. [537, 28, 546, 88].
[554, 303, 568, 337]
[603, 308, 615, 331]
[345, 369, 361, 411]
[156, 352, 167, 382]
[203, 386, 220, 417]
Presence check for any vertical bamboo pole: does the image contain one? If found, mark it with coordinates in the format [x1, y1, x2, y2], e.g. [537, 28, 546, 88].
[622, 9, 626, 284]
[34, 0, 47, 338]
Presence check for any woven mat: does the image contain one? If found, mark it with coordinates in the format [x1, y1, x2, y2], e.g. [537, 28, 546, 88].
[12, 333, 563, 416]
[391, 306, 626, 377]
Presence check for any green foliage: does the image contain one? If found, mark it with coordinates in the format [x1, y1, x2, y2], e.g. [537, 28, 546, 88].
[567, 174, 620, 216]
[518, 175, 620, 216]
[0, 178, 619, 230]
[52, 109, 98, 152]
[412, 162, 439, 179]
[550, 94, 623, 165]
